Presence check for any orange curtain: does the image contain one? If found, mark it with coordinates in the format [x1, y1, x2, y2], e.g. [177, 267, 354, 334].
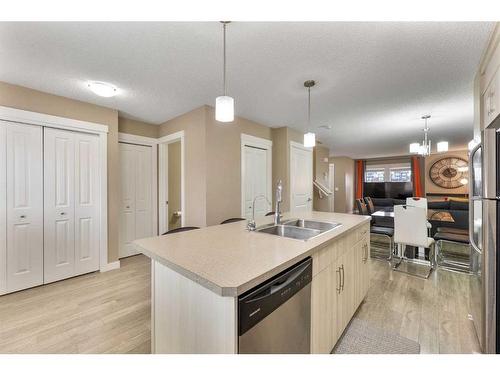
[355, 160, 365, 199]
[411, 156, 423, 197]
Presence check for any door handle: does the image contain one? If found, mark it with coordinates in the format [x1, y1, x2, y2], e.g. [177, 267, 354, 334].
[336, 267, 341, 294]
[60, 212, 66, 216]
[340, 264, 345, 291]
[307, 197, 312, 202]
[20, 215, 26, 219]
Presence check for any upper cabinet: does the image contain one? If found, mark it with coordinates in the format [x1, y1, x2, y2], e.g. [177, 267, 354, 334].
[480, 23, 500, 130]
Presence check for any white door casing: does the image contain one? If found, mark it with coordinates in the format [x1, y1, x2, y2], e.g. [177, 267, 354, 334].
[5, 122, 44, 293]
[290, 141, 313, 214]
[329, 163, 335, 212]
[119, 142, 153, 258]
[44, 128, 100, 283]
[240, 134, 272, 218]
[0, 123, 6, 294]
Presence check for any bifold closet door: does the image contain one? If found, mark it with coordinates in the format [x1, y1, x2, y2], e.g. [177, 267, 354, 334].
[119, 142, 152, 258]
[44, 128, 99, 283]
[4, 121, 43, 293]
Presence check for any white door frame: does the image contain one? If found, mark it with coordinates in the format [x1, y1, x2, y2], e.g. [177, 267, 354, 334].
[240, 134, 273, 217]
[0, 105, 111, 273]
[118, 133, 158, 237]
[0, 124, 6, 294]
[329, 163, 335, 212]
[289, 141, 313, 213]
[158, 131, 185, 234]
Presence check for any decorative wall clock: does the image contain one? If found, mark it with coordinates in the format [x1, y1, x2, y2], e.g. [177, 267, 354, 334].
[429, 157, 468, 189]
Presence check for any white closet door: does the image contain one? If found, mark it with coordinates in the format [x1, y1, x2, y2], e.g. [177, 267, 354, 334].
[44, 128, 76, 283]
[74, 132, 100, 276]
[243, 146, 269, 219]
[134, 145, 152, 240]
[119, 143, 152, 258]
[5, 122, 43, 293]
[290, 143, 313, 213]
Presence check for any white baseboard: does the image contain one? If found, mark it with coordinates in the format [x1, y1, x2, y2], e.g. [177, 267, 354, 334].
[100, 260, 121, 272]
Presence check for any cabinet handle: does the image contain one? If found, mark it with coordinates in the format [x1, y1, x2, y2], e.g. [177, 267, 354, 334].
[60, 212, 66, 216]
[20, 215, 26, 219]
[362, 243, 368, 262]
[336, 267, 341, 294]
[340, 264, 345, 291]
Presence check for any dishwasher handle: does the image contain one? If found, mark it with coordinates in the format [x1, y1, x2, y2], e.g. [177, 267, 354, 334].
[238, 257, 312, 336]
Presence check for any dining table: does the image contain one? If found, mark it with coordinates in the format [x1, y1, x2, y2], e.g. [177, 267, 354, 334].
[371, 208, 455, 223]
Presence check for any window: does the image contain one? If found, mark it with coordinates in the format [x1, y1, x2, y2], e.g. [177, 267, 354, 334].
[389, 168, 412, 182]
[365, 169, 385, 182]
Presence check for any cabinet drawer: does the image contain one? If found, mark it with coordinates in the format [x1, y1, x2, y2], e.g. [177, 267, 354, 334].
[483, 67, 500, 128]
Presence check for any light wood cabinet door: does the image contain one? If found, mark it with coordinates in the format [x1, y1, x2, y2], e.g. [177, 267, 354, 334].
[483, 68, 500, 128]
[310, 264, 339, 354]
[336, 250, 356, 336]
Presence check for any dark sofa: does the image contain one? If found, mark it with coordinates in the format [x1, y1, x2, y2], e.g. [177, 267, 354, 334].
[370, 198, 468, 235]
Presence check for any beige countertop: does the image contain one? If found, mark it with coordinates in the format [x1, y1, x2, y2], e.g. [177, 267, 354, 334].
[134, 211, 370, 297]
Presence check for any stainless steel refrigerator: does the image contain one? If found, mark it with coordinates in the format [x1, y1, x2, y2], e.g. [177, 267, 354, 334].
[469, 126, 499, 354]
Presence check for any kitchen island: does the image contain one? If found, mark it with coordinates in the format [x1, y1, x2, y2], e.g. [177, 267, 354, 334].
[134, 211, 371, 354]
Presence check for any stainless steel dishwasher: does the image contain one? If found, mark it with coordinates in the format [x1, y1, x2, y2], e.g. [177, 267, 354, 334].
[238, 257, 312, 354]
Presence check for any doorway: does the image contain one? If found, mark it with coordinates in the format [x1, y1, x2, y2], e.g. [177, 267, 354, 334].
[158, 131, 185, 235]
[290, 141, 313, 213]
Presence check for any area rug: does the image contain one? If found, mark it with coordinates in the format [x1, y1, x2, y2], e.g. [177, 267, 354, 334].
[332, 318, 420, 354]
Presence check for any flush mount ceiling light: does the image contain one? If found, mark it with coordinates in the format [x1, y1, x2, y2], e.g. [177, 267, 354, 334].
[215, 21, 234, 123]
[409, 115, 448, 156]
[87, 81, 117, 98]
[303, 80, 316, 148]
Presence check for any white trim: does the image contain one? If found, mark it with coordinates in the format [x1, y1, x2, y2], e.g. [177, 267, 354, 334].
[100, 260, 121, 272]
[0, 106, 109, 274]
[158, 131, 185, 234]
[289, 141, 313, 213]
[0, 105, 108, 134]
[0, 124, 6, 294]
[240, 134, 273, 218]
[118, 132, 159, 236]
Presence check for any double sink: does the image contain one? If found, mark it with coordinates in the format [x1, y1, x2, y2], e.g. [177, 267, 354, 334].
[255, 218, 341, 241]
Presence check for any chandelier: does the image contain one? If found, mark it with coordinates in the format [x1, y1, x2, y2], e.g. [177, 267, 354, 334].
[409, 115, 448, 156]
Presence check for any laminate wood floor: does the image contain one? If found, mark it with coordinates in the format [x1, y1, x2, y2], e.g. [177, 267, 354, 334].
[354, 259, 481, 354]
[0, 255, 151, 354]
[0, 255, 481, 354]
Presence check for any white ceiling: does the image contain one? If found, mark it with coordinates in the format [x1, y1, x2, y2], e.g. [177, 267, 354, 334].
[0, 22, 494, 158]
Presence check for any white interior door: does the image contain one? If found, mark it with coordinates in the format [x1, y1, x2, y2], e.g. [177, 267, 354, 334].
[243, 146, 270, 219]
[119, 143, 153, 258]
[74, 132, 100, 275]
[290, 143, 313, 213]
[5, 122, 43, 293]
[44, 128, 76, 283]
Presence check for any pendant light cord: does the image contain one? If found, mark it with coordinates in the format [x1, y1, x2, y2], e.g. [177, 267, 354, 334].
[223, 22, 227, 96]
[308, 87, 311, 129]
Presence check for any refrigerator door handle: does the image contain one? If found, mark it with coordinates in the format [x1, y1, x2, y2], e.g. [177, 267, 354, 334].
[469, 198, 482, 254]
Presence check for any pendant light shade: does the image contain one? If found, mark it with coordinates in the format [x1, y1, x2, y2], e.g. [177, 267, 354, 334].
[409, 143, 420, 153]
[215, 21, 234, 123]
[215, 95, 234, 122]
[304, 132, 316, 148]
[303, 80, 316, 148]
[436, 141, 448, 153]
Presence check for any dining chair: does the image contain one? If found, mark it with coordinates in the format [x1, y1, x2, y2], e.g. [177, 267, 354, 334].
[356, 198, 394, 260]
[162, 226, 200, 235]
[393, 205, 435, 278]
[406, 197, 431, 257]
[364, 197, 375, 214]
[220, 218, 246, 224]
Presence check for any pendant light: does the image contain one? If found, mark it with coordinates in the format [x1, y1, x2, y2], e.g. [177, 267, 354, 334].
[215, 21, 234, 122]
[409, 115, 448, 156]
[303, 80, 316, 148]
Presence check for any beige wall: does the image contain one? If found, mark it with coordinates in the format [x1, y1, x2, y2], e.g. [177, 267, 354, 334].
[329, 156, 355, 213]
[0, 81, 120, 262]
[424, 149, 469, 195]
[159, 106, 207, 227]
[313, 145, 331, 212]
[205, 106, 272, 225]
[168, 141, 182, 230]
[118, 117, 159, 138]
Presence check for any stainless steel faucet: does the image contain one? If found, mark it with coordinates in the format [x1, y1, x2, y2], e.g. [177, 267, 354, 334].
[247, 194, 271, 231]
[274, 180, 283, 225]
